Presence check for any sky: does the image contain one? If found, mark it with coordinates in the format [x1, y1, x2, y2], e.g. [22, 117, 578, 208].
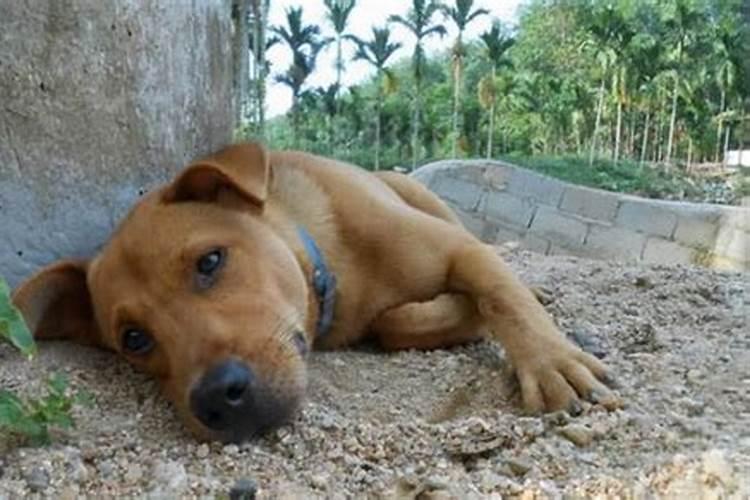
[264, 0, 523, 117]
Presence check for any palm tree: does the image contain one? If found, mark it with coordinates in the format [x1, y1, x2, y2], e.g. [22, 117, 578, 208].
[348, 27, 402, 169]
[273, 7, 330, 146]
[478, 21, 513, 159]
[323, 0, 357, 149]
[444, 0, 488, 158]
[389, 0, 447, 169]
[324, 0, 357, 97]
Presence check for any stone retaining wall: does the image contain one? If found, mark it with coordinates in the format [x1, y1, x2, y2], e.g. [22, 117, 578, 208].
[412, 160, 749, 271]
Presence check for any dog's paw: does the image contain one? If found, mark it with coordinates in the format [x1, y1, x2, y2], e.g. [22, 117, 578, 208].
[515, 347, 621, 414]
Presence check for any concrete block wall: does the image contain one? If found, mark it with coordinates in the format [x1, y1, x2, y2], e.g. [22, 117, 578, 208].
[412, 160, 749, 271]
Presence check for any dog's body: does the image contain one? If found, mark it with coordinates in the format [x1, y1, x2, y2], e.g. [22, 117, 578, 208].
[13, 144, 618, 441]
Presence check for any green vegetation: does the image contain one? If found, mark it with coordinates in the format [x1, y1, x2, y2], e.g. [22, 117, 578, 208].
[502, 155, 704, 200]
[0, 278, 91, 446]
[235, 0, 748, 201]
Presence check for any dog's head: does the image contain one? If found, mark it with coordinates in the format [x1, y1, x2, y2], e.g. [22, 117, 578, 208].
[12, 143, 313, 442]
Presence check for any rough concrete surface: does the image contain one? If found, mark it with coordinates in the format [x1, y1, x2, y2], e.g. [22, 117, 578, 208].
[0, 248, 748, 498]
[0, 0, 234, 287]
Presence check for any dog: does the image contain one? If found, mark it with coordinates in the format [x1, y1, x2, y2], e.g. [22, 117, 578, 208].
[12, 143, 619, 442]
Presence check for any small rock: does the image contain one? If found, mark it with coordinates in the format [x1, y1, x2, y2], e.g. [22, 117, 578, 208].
[478, 469, 503, 492]
[686, 369, 703, 384]
[310, 473, 328, 489]
[24, 466, 50, 492]
[196, 443, 210, 459]
[223, 444, 239, 456]
[66, 459, 89, 484]
[125, 463, 143, 483]
[151, 460, 188, 495]
[634, 276, 654, 289]
[59, 486, 79, 500]
[558, 424, 595, 447]
[702, 449, 733, 486]
[96, 459, 115, 479]
[506, 458, 532, 477]
[229, 477, 258, 500]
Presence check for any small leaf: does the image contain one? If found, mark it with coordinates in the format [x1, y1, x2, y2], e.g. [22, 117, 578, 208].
[0, 278, 37, 358]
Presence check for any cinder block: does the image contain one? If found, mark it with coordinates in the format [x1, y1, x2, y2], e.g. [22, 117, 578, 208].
[434, 176, 483, 211]
[560, 186, 620, 222]
[714, 228, 749, 263]
[450, 205, 486, 239]
[483, 165, 512, 191]
[615, 201, 678, 238]
[585, 224, 647, 262]
[508, 169, 566, 206]
[492, 221, 526, 244]
[521, 234, 551, 255]
[482, 191, 537, 229]
[528, 206, 588, 248]
[673, 217, 720, 248]
[642, 237, 695, 265]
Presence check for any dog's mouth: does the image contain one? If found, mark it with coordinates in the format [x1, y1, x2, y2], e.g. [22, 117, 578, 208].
[187, 357, 305, 443]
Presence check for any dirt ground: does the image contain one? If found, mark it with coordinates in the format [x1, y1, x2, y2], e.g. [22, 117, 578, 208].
[1, 248, 748, 499]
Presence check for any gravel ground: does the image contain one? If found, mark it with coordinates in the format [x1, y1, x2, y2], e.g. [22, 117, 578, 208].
[1, 249, 748, 499]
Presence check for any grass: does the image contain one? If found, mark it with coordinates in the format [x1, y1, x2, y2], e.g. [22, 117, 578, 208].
[501, 154, 704, 201]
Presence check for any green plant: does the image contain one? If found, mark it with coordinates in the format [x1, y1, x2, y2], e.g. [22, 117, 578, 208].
[0, 278, 36, 358]
[0, 277, 91, 446]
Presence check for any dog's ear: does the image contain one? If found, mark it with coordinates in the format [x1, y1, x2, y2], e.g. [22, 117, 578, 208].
[163, 142, 270, 208]
[11, 260, 102, 347]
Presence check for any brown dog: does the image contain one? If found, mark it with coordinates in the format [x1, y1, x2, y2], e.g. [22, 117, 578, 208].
[12, 143, 619, 442]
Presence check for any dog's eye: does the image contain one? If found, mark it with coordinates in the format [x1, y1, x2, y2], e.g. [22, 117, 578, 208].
[196, 248, 226, 277]
[122, 328, 155, 355]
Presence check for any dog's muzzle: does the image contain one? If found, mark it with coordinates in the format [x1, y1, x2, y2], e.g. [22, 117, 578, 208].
[189, 359, 294, 441]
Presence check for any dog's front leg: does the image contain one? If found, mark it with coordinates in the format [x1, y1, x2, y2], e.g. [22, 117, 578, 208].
[448, 242, 620, 414]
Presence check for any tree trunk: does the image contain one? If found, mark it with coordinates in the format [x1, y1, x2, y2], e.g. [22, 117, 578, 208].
[687, 138, 693, 172]
[375, 74, 383, 170]
[412, 83, 421, 170]
[665, 74, 679, 165]
[614, 98, 623, 163]
[486, 64, 496, 159]
[722, 125, 731, 167]
[640, 110, 650, 166]
[589, 76, 606, 166]
[715, 89, 725, 163]
[233, 0, 250, 128]
[451, 34, 463, 159]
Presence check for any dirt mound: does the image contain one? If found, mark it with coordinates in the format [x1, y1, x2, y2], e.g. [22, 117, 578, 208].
[1, 249, 748, 498]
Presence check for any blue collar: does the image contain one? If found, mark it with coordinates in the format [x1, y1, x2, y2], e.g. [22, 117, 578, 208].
[297, 226, 337, 338]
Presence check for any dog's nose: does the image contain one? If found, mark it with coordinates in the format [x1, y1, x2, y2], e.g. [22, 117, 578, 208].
[190, 359, 253, 431]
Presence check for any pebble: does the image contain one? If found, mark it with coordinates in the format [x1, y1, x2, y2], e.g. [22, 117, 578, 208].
[310, 472, 329, 489]
[505, 458, 532, 477]
[124, 463, 143, 483]
[24, 466, 50, 492]
[196, 443, 210, 458]
[151, 460, 188, 495]
[558, 424, 595, 447]
[96, 459, 115, 478]
[702, 449, 733, 486]
[229, 477, 258, 500]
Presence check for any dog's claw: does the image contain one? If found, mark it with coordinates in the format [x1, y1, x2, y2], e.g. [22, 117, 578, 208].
[568, 399, 583, 416]
[601, 373, 619, 389]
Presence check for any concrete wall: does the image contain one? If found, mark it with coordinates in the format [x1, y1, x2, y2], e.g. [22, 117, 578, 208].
[0, 1, 235, 287]
[412, 160, 749, 271]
